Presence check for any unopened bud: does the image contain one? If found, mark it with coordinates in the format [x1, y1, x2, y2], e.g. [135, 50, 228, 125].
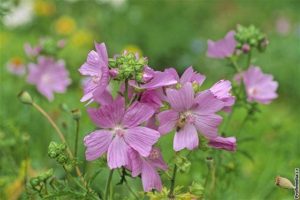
[30, 177, 40, 187]
[18, 91, 33, 105]
[242, 44, 251, 53]
[275, 176, 295, 189]
[109, 68, 119, 78]
[71, 109, 81, 120]
[189, 182, 204, 196]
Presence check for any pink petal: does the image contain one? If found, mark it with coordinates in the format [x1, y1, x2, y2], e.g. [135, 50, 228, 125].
[78, 50, 101, 76]
[87, 99, 125, 128]
[147, 147, 168, 170]
[141, 161, 163, 192]
[193, 113, 222, 138]
[140, 68, 178, 89]
[173, 123, 199, 151]
[166, 82, 195, 112]
[194, 90, 224, 114]
[94, 89, 113, 105]
[208, 136, 236, 151]
[107, 136, 129, 169]
[84, 130, 113, 161]
[124, 126, 160, 157]
[122, 102, 155, 128]
[95, 42, 108, 65]
[207, 31, 236, 58]
[127, 148, 143, 177]
[157, 110, 179, 135]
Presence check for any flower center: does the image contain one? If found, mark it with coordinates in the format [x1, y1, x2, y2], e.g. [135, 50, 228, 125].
[148, 149, 159, 160]
[92, 76, 101, 84]
[248, 87, 258, 96]
[113, 126, 125, 137]
[176, 111, 194, 131]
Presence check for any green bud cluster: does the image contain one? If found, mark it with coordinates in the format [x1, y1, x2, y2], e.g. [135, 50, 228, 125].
[235, 25, 268, 52]
[189, 182, 204, 197]
[109, 52, 148, 82]
[175, 155, 191, 173]
[48, 141, 74, 171]
[30, 169, 54, 188]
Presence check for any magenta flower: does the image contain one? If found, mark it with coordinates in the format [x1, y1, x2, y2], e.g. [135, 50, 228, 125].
[158, 83, 224, 151]
[84, 98, 160, 169]
[79, 42, 110, 102]
[139, 68, 178, 89]
[24, 43, 42, 57]
[128, 147, 167, 192]
[6, 57, 26, 76]
[243, 66, 278, 104]
[208, 136, 236, 151]
[27, 56, 71, 101]
[210, 80, 235, 112]
[207, 31, 236, 58]
[168, 66, 206, 86]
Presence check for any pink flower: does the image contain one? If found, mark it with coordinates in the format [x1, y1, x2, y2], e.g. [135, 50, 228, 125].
[84, 98, 160, 169]
[128, 147, 168, 192]
[27, 56, 71, 101]
[168, 66, 206, 86]
[243, 66, 278, 104]
[208, 136, 236, 151]
[210, 80, 235, 112]
[24, 43, 42, 57]
[79, 42, 110, 102]
[207, 31, 236, 58]
[158, 83, 224, 151]
[6, 57, 26, 76]
[139, 68, 178, 89]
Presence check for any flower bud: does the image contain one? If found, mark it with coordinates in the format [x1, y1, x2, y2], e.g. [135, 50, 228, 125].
[275, 176, 295, 189]
[109, 68, 119, 78]
[242, 44, 251, 53]
[71, 109, 81, 120]
[189, 182, 204, 196]
[18, 91, 33, 105]
[30, 177, 40, 187]
[57, 154, 68, 164]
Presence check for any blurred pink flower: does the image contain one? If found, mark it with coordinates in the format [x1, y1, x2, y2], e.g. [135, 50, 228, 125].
[276, 17, 291, 36]
[6, 57, 26, 76]
[84, 98, 160, 169]
[27, 56, 71, 101]
[243, 66, 278, 104]
[24, 43, 42, 57]
[79, 42, 110, 103]
[208, 136, 236, 151]
[158, 83, 224, 151]
[210, 80, 235, 112]
[207, 31, 236, 58]
[128, 147, 168, 192]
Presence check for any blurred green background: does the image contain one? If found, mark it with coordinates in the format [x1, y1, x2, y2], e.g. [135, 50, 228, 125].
[1, 0, 300, 199]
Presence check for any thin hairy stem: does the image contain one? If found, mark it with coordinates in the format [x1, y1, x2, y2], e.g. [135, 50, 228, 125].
[124, 79, 129, 105]
[32, 102, 85, 185]
[168, 164, 177, 199]
[74, 119, 80, 158]
[105, 169, 114, 200]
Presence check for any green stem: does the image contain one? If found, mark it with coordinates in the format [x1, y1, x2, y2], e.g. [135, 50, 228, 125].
[221, 107, 235, 136]
[168, 164, 177, 198]
[124, 79, 129, 105]
[32, 102, 85, 185]
[246, 50, 252, 68]
[74, 119, 80, 158]
[105, 170, 114, 200]
[205, 157, 216, 199]
[229, 57, 241, 73]
[124, 180, 139, 200]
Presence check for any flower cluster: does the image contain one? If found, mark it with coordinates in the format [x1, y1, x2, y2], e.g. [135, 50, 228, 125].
[81, 42, 237, 191]
[7, 38, 71, 101]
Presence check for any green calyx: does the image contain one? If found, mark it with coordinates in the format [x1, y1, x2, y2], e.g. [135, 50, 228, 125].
[109, 51, 148, 82]
[235, 25, 268, 52]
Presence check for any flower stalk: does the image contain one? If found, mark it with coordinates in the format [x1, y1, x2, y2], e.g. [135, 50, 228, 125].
[105, 169, 114, 200]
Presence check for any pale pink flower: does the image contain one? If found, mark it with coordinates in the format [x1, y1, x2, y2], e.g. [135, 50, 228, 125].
[27, 56, 71, 101]
[24, 43, 42, 57]
[84, 99, 160, 169]
[158, 83, 224, 151]
[6, 57, 26, 76]
[210, 80, 235, 112]
[243, 66, 278, 104]
[207, 31, 236, 58]
[79, 42, 110, 102]
[167, 66, 206, 86]
[128, 147, 168, 192]
[208, 136, 236, 151]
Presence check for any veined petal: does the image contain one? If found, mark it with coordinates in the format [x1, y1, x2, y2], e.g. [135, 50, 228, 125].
[124, 127, 160, 157]
[107, 136, 129, 169]
[157, 110, 179, 135]
[141, 161, 163, 192]
[78, 50, 101, 76]
[84, 130, 113, 161]
[194, 90, 224, 114]
[166, 82, 195, 112]
[95, 42, 108, 65]
[127, 148, 143, 177]
[194, 113, 222, 138]
[208, 136, 236, 151]
[87, 98, 125, 128]
[122, 102, 155, 128]
[173, 123, 199, 151]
